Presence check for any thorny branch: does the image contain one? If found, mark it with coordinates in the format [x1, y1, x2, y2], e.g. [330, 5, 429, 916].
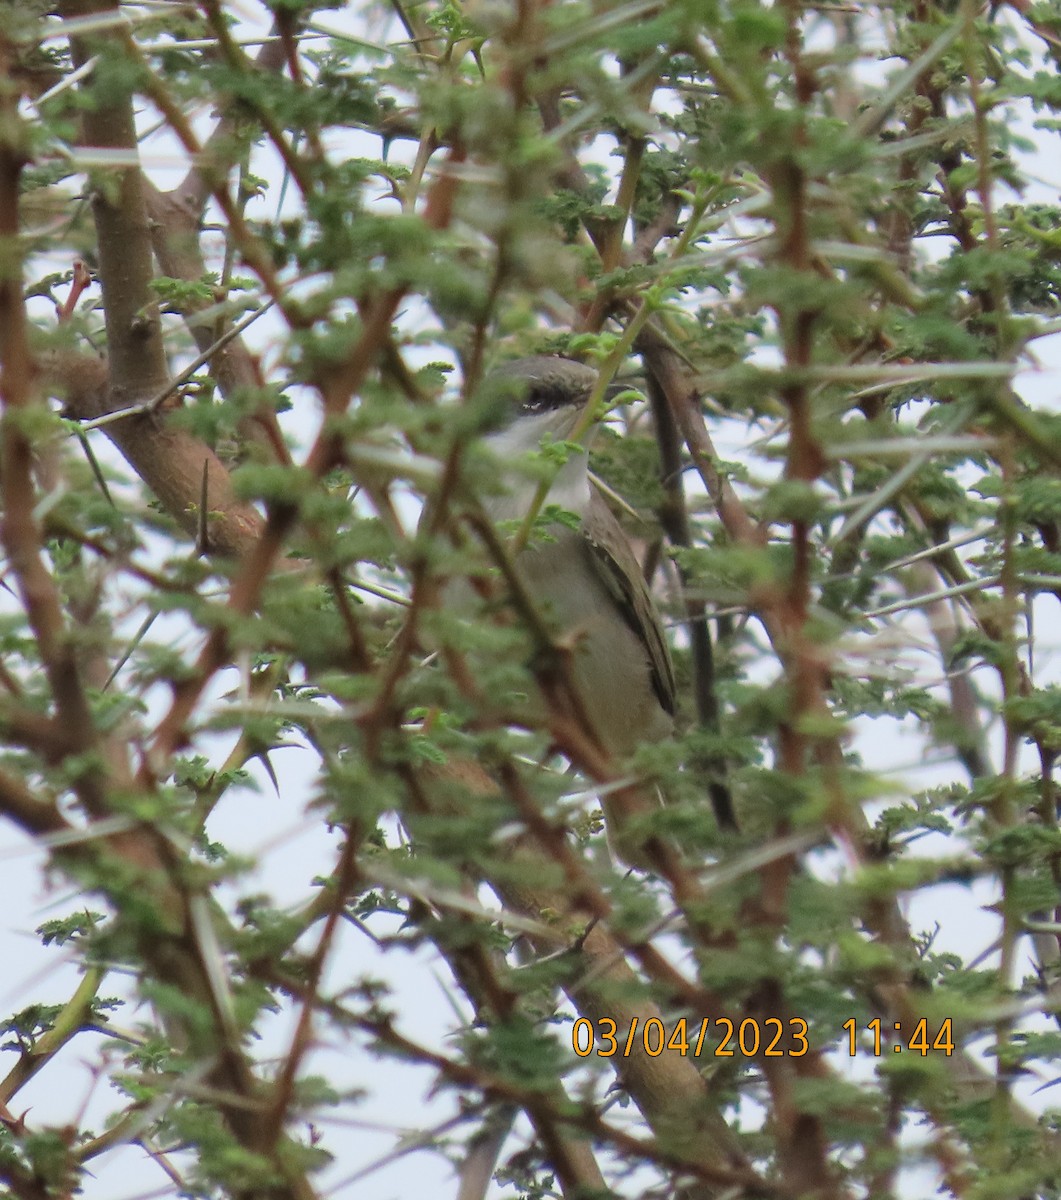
[0, 3, 1059, 1199]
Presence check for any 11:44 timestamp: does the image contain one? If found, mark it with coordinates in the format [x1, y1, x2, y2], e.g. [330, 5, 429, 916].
[843, 1017, 954, 1057]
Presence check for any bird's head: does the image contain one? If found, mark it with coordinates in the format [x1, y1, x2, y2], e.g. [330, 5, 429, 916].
[478, 356, 641, 444]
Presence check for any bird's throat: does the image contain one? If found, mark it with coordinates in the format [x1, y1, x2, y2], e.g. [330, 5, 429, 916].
[483, 409, 591, 524]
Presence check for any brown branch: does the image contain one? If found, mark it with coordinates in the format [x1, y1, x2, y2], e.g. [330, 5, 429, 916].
[44, 348, 268, 557]
[115, 29, 300, 330]
[605, 120, 997, 1200]
[114, 41, 769, 1183]
[261, 831, 364, 1146]
[145, 285, 404, 764]
[50, 4, 271, 557]
[346, 1001, 764, 1195]
[456, 1105, 517, 1200]
[198, 1, 317, 202]
[905, 560, 991, 780]
[649, 369, 737, 831]
[397, 697, 752, 1186]
[0, 767, 72, 841]
[147, 145, 464, 763]
[405, 896, 611, 1198]
[173, 34, 288, 217]
[0, 697, 75, 764]
[592, 188, 1023, 1200]
[46, 10, 330, 1197]
[0, 31, 108, 822]
[636, 330, 771, 586]
[142, 33, 291, 464]
[0, 1148, 56, 1200]
[63, 5, 169, 400]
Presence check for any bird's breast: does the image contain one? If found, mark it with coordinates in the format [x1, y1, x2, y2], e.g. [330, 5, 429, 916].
[511, 531, 673, 756]
[480, 453, 592, 525]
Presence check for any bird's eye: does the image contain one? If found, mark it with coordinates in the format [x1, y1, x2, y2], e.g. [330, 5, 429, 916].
[473, 377, 532, 428]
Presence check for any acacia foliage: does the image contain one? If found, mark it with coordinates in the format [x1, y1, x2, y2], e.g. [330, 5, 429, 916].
[1, 0, 1061, 1198]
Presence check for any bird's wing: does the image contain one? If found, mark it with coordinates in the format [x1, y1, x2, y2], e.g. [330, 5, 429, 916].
[582, 487, 677, 718]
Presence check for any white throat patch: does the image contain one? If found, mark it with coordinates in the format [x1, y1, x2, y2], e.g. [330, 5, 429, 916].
[483, 408, 591, 522]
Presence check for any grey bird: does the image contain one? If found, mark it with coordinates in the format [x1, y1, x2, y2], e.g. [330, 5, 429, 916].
[471, 356, 677, 861]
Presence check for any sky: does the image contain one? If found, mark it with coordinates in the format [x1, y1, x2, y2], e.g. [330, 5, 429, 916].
[2, 3, 1061, 1199]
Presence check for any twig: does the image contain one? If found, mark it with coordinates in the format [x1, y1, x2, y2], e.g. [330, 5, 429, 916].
[76, 300, 276, 431]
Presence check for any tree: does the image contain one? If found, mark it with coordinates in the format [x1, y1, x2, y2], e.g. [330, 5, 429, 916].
[1, 0, 1061, 1197]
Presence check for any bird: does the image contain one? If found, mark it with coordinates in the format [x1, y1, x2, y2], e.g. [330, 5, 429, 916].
[467, 355, 678, 862]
